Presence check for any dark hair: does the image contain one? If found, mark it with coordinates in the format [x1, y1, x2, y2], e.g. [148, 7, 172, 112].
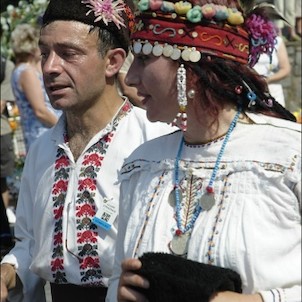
[88, 26, 125, 57]
[184, 57, 296, 123]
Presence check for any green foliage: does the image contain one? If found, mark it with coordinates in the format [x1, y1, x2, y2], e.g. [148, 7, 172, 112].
[1, 0, 49, 59]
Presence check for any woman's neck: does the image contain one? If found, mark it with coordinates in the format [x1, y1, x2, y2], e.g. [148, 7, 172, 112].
[183, 107, 247, 145]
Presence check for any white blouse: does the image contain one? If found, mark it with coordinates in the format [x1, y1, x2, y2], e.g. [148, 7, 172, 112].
[107, 113, 301, 302]
[1, 100, 174, 302]
[253, 36, 286, 106]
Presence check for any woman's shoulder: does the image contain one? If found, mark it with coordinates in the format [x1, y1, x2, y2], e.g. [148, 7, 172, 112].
[120, 130, 181, 176]
[130, 130, 181, 157]
[247, 112, 301, 134]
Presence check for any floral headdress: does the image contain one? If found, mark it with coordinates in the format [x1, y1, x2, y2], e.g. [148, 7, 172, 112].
[130, 0, 281, 66]
[82, 0, 127, 29]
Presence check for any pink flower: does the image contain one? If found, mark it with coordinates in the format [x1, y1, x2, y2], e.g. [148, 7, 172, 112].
[82, 0, 126, 29]
[245, 14, 277, 67]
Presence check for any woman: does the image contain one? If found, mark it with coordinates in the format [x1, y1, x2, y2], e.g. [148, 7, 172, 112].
[10, 24, 61, 152]
[253, 34, 291, 107]
[106, 0, 301, 301]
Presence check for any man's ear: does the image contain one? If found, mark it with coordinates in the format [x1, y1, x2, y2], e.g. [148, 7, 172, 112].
[105, 48, 127, 77]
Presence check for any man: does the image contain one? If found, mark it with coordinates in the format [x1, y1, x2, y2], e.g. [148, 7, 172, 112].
[0, 0, 173, 301]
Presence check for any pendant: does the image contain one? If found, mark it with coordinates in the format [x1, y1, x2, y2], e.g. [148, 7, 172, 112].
[199, 193, 215, 211]
[168, 232, 190, 256]
[168, 188, 182, 207]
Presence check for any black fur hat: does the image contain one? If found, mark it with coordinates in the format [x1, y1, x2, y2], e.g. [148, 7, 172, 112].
[42, 0, 135, 52]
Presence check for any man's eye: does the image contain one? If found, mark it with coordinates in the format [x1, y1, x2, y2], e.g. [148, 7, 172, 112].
[62, 52, 76, 57]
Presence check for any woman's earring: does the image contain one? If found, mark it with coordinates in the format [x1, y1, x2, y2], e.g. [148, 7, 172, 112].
[172, 64, 187, 131]
[187, 89, 195, 99]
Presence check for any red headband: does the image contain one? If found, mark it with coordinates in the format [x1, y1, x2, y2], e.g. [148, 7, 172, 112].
[130, 2, 251, 64]
[131, 15, 249, 64]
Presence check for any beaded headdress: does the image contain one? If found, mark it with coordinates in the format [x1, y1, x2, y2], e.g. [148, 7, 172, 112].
[42, 0, 135, 52]
[130, 0, 280, 67]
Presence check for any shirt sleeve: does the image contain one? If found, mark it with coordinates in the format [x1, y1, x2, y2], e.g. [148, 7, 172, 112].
[1, 149, 46, 302]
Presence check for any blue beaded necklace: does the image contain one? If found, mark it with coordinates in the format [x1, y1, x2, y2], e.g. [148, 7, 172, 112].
[173, 108, 241, 237]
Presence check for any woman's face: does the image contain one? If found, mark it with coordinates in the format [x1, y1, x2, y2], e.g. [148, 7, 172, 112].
[125, 54, 180, 124]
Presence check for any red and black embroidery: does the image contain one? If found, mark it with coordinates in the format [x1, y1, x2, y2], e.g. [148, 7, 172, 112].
[50, 101, 132, 285]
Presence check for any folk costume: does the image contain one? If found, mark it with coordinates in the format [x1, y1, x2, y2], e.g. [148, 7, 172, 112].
[107, 0, 301, 301]
[108, 114, 301, 301]
[1, 100, 172, 301]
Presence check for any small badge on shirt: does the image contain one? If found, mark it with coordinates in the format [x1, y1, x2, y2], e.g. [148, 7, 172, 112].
[92, 197, 118, 231]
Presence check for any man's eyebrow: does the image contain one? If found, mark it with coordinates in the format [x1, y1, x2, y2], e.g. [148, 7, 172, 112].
[38, 40, 83, 51]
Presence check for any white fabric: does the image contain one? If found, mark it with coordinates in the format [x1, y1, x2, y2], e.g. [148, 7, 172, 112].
[1, 100, 174, 302]
[253, 37, 286, 106]
[107, 113, 301, 302]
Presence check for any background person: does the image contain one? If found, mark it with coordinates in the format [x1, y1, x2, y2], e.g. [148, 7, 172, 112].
[274, 0, 301, 40]
[0, 55, 16, 256]
[0, 0, 173, 301]
[253, 34, 291, 106]
[10, 23, 61, 153]
[0, 55, 15, 214]
[106, 0, 301, 301]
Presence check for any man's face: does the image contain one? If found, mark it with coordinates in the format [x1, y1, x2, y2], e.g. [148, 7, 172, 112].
[39, 21, 107, 113]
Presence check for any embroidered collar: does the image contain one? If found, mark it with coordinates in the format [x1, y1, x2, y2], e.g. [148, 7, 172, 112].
[50, 100, 132, 285]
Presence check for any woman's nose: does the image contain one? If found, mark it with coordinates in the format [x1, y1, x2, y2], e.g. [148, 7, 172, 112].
[125, 60, 139, 87]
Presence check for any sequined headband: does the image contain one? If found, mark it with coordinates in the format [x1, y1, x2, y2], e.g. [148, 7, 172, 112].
[131, 1, 277, 66]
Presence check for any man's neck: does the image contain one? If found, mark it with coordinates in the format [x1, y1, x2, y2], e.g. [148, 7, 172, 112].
[65, 95, 125, 161]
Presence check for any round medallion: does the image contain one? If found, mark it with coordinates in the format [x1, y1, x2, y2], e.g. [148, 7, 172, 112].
[168, 233, 190, 256]
[181, 48, 191, 61]
[190, 50, 201, 62]
[152, 43, 163, 57]
[163, 44, 174, 57]
[171, 47, 181, 60]
[199, 193, 215, 211]
[142, 42, 153, 55]
[168, 188, 183, 207]
[133, 41, 142, 54]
